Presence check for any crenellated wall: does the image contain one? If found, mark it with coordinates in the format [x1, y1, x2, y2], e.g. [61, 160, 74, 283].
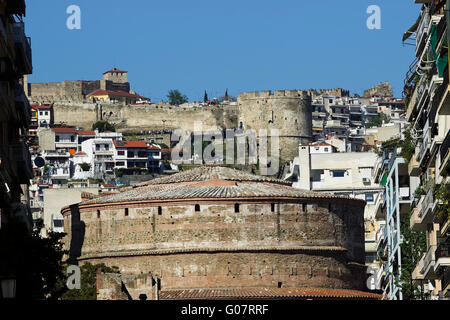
[237, 90, 312, 161]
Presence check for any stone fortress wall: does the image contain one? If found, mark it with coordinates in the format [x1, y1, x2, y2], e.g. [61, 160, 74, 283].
[30, 77, 371, 161]
[237, 90, 312, 161]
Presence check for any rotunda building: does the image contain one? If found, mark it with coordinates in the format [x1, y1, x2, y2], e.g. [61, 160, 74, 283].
[62, 166, 380, 300]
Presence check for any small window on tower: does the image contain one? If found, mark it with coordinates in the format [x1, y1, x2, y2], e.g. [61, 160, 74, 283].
[195, 204, 200, 212]
[125, 208, 129, 216]
[158, 206, 162, 215]
[234, 203, 240, 213]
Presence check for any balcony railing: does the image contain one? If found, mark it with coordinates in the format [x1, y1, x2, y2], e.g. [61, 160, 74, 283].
[416, 7, 430, 56]
[11, 140, 33, 183]
[435, 243, 450, 261]
[421, 244, 436, 275]
[12, 22, 32, 75]
[443, 267, 450, 292]
[439, 131, 450, 173]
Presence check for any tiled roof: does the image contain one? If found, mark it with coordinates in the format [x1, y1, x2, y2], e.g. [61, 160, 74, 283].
[139, 166, 290, 186]
[159, 288, 382, 300]
[103, 67, 127, 74]
[81, 166, 365, 205]
[77, 130, 95, 136]
[87, 89, 142, 98]
[52, 127, 77, 134]
[113, 140, 148, 148]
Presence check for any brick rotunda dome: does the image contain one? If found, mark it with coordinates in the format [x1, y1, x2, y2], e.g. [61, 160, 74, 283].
[62, 166, 380, 300]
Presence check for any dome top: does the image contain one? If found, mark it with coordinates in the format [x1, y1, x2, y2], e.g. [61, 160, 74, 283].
[138, 165, 291, 186]
[81, 166, 365, 206]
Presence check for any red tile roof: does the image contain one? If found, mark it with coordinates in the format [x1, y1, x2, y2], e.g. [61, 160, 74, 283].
[34, 104, 53, 110]
[52, 127, 77, 134]
[159, 288, 382, 300]
[113, 140, 148, 148]
[74, 151, 87, 156]
[102, 184, 116, 188]
[148, 145, 162, 150]
[103, 67, 127, 74]
[77, 130, 95, 136]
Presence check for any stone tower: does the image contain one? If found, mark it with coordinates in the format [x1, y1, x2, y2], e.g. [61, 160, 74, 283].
[103, 68, 128, 83]
[237, 90, 312, 163]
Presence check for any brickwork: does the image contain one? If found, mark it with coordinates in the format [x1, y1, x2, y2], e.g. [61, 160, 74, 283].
[64, 198, 366, 293]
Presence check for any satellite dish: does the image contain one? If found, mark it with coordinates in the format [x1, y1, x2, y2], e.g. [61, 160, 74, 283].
[34, 157, 45, 168]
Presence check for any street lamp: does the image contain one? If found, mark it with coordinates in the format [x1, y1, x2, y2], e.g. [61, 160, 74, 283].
[0, 277, 16, 299]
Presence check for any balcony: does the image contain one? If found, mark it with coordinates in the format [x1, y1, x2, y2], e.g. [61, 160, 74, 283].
[6, 0, 26, 16]
[439, 131, 450, 176]
[12, 22, 32, 75]
[437, 84, 450, 115]
[415, 7, 430, 57]
[15, 83, 30, 127]
[412, 252, 426, 284]
[421, 244, 437, 279]
[411, 205, 426, 231]
[408, 151, 420, 176]
[442, 267, 450, 297]
[11, 140, 33, 183]
[416, 123, 431, 167]
[435, 243, 450, 271]
[418, 186, 435, 224]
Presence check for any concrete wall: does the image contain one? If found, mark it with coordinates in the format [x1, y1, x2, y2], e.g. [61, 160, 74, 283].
[43, 188, 99, 235]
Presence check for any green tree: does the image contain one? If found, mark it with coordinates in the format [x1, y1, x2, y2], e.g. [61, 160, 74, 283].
[92, 120, 115, 133]
[204, 90, 208, 103]
[79, 163, 91, 172]
[366, 113, 391, 128]
[167, 89, 188, 106]
[0, 218, 67, 299]
[396, 211, 427, 300]
[61, 262, 119, 300]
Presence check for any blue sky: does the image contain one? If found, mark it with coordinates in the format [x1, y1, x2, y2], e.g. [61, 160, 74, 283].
[25, 0, 420, 102]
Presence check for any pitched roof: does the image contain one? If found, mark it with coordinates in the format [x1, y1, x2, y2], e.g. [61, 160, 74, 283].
[103, 67, 127, 74]
[52, 127, 77, 134]
[113, 140, 148, 148]
[77, 130, 95, 136]
[159, 288, 382, 300]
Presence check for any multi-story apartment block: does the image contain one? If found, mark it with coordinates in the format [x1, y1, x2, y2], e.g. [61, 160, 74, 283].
[147, 144, 162, 173]
[81, 138, 115, 175]
[0, 0, 33, 230]
[42, 150, 71, 186]
[372, 148, 414, 300]
[402, 0, 450, 300]
[286, 145, 384, 268]
[113, 140, 149, 170]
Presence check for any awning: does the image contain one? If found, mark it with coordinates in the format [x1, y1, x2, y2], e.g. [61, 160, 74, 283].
[402, 16, 420, 43]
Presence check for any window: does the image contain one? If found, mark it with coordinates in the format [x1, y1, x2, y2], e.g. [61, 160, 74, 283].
[55, 135, 60, 142]
[39, 111, 43, 115]
[332, 170, 346, 177]
[195, 204, 200, 212]
[53, 219, 64, 228]
[118, 150, 125, 156]
[125, 208, 129, 216]
[128, 151, 134, 158]
[234, 203, 240, 213]
[271, 203, 275, 212]
[324, 147, 329, 152]
[70, 136, 75, 142]
[158, 206, 162, 215]
[365, 193, 374, 203]
[97, 210, 100, 218]
[45, 111, 48, 116]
